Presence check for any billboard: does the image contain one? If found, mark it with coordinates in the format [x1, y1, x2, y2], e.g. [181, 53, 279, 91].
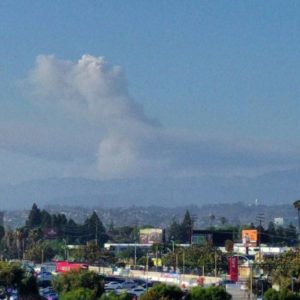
[191, 232, 213, 245]
[242, 229, 257, 247]
[139, 228, 163, 244]
[43, 228, 58, 239]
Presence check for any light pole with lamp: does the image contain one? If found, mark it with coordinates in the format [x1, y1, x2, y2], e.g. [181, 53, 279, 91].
[234, 255, 253, 300]
[171, 240, 175, 253]
[292, 277, 297, 293]
[146, 252, 149, 292]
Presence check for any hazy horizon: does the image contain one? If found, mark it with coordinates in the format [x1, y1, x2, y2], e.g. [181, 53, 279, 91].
[1, 2, 300, 207]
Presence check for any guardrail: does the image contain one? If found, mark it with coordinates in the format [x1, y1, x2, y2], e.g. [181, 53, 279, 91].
[88, 266, 221, 288]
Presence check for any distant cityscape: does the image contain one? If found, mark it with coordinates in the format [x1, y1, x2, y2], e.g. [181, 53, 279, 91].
[3, 202, 297, 230]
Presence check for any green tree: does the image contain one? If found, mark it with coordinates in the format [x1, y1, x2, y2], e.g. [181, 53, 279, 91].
[267, 222, 276, 245]
[181, 210, 193, 243]
[27, 228, 43, 246]
[24, 241, 55, 263]
[0, 262, 41, 298]
[162, 244, 226, 274]
[0, 226, 5, 241]
[53, 270, 104, 299]
[225, 240, 234, 252]
[140, 284, 183, 300]
[264, 288, 300, 300]
[189, 286, 231, 300]
[19, 275, 39, 298]
[99, 292, 119, 300]
[0, 262, 24, 288]
[208, 214, 216, 227]
[60, 288, 94, 300]
[261, 250, 300, 291]
[84, 211, 108, 246]
[168, 218, 182, 243]
[109, 226, 136, 243]
[40, 210, 52, 228]
[99, 292, 132, 300]
[137, 255, 154, 268]
[26, 203, 42, 229]
[117, 246, 143, 263]
[220, 217, 228, 226]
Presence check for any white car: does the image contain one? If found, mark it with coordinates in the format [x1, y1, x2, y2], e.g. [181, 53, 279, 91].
[127, 286, 146, 297]
[120, 280, 136, 289]
[105, 281, 122, 290]
[9, 290, 18, 300]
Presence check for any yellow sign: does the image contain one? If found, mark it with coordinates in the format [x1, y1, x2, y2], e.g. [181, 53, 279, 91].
[152, 258, 162, 267]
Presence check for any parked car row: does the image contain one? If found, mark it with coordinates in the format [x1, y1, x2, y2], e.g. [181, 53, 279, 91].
[39, 286, 59, 300]
[38, 270, 59, 300]
[104, 276, 153, 298]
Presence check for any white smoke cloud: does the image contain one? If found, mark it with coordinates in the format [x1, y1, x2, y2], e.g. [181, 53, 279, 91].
[19, 54, 300, 180]
[26, 54, 156, 126]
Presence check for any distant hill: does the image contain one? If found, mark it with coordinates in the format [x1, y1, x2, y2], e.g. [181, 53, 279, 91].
[0, 169, 300, 210]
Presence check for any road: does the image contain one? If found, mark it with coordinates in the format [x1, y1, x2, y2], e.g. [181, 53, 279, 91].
[226, 283, 254, 300]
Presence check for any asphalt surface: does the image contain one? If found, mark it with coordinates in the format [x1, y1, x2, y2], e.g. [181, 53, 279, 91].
[226, 283, 255, 300]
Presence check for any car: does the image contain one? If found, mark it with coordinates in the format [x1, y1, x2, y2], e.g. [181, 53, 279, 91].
[40, 287, 57, 297]
[104, 276, 124, 283]
[120, 280, 136, 289]
[127, 286, 146, 297]
[44, 292, 59, 300]
[8, 290, 18, 300]
[38, 271, 53, 282]
[114, 286, 128, 295]
[105, 281, 122, 290]
[141, 280, 154, 288]
[0, 288, 6, 300]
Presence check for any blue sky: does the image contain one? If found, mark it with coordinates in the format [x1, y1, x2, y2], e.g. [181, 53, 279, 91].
[0, 1, 300, 184]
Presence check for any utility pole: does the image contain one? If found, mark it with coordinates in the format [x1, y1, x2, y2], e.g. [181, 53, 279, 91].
[214, 251, 217, 278]
[134, 242, 137, 269]
[146, 252, 149, 291]
[256, 213, 264, 261]
[22, 238, 25, 260]
[41, 248, 44, 264]
[134, 219, 138, 269]
[182, 249, 185, 274]
[155, 245, 158, 272]
[63, 239, 67, 261]
[95, 221, 98, 246]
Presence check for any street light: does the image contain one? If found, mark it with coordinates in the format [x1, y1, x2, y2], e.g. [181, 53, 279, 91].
[146, 252, 149, 291]
[256, 277, 264, 300]
[134, 242, 137, 269]
[292, 277, 297, 293]
[235, 255, 253, 300]
[62, 238, 67, 260]
[171, 240, 175, 253]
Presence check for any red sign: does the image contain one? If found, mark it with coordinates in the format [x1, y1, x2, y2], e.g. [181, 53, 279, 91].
[229, 256, 239, 282]
[55, 261, 88, 273]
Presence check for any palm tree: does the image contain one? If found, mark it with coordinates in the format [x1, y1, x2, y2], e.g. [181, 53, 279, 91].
[208, 214, 216, 227]
[293, 200, 300, 238]
[220, 216, 228, 226]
